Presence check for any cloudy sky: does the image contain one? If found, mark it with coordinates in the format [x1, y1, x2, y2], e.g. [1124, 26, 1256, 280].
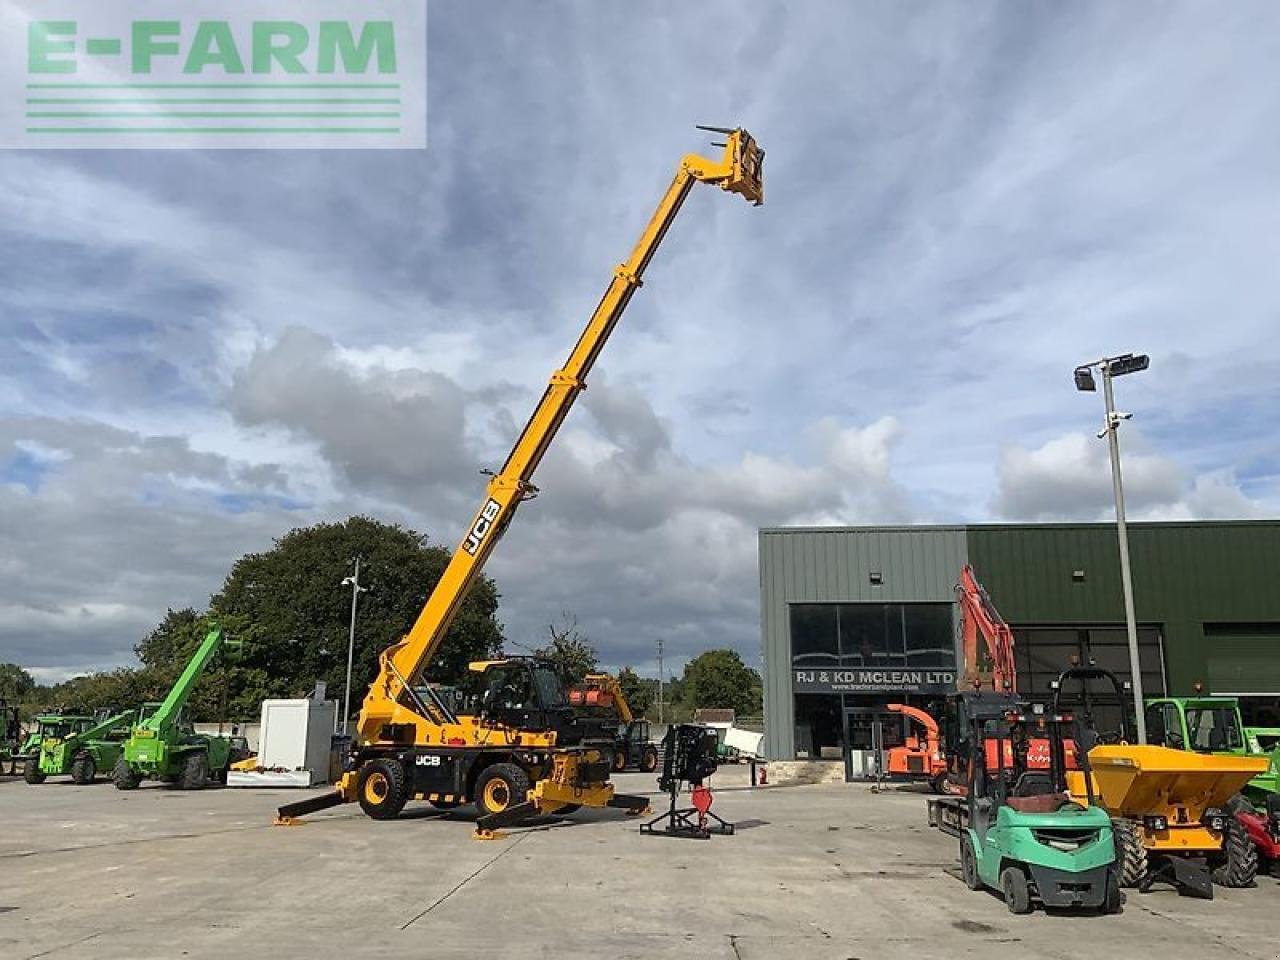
[3, 2, 1279, 682]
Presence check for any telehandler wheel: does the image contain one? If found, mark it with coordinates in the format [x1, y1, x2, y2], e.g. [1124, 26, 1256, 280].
[357, 759, 409, 820]
[1212, 817, 1258, 888]
[612, 750, 627, 773]
[640, 747, 658, 773]
[71, 755, 96, 785]
[178, 751, 209, 790]
[23, 760, 45, 784]
[113, 755, 141, 790]
[1112, 818, 1148, 887]
[1000, 866, 1032, 915]
[960, 835, 982, 890]
[474, 763, 531, 819]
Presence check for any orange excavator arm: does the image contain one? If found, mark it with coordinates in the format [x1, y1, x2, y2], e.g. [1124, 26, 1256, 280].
[956, 564, 1017, 693]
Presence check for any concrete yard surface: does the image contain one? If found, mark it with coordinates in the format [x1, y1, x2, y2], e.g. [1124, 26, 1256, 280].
[3, 769, 1278, 960]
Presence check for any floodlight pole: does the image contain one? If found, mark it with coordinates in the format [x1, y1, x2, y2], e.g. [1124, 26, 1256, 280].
[1099, 360, 1147, 744]
[341, 557, 368, 737]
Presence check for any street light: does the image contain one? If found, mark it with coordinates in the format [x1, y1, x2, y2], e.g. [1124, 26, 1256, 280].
[1074, 353, 1151, 743]
[340, 556, 369, 736]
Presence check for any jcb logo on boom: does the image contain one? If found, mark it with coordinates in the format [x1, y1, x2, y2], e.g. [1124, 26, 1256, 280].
[462, 499, 501, 556]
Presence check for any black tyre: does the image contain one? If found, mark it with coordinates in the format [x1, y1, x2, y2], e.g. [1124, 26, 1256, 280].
[1113, 818, 1148, 888]
[960, 835, 982, 890]
[357, 759, 409, 820]
[1000, 866, 1032, 915]
[1104, 870, 1123, 914]
[178, 751, 209, 790]
[612, 750, 627, 773]
[23, 760, 46, 784]
[70, 755, 96, 785]
[474, 762, 531, 819]
[1212, 816, 1258, 888]
[112, 755, 141, 791]
[640, 747, 658, 773]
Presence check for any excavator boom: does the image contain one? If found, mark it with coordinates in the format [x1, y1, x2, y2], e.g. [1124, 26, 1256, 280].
[357, 129, 765, 742]
[957, 564, 1017, 692]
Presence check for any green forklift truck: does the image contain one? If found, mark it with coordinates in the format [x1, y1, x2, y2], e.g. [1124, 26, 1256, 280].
[24, 709, 134, 784]
[114, 625, 238, 790]
[928, 693, 1121, 914]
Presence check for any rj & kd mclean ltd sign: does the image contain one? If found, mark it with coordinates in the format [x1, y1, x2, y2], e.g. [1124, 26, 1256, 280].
[793, 668, 957, 694]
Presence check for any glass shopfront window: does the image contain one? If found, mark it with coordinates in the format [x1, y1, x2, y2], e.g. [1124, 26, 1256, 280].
[791, 602, 955, 670]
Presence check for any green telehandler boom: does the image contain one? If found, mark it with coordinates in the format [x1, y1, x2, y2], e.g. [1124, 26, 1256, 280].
[113, 625, 239, 791]
[26, 708, 134, 785]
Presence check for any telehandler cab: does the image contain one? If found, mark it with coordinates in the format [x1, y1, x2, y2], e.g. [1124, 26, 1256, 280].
[928, 696, 1121, 914]
[1052, 665, 1266, 897]
[276, 126, 765, 834]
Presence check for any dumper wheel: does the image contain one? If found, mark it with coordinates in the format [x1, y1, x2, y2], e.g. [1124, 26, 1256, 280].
[640, 747, 658, 773]
[1213, 817, 1258, 888]
[1113, 818, 1148, 888]
[178, 751, 209, 790]
[70, 755, 96, 785]
[960, 835, 982, 890]
[113, 755, 140, 790]
[357, 759, 409, 820]
[474, 763, 531, 819]
[23, 760, 45, 784]
[1000, 866, 1032, 915]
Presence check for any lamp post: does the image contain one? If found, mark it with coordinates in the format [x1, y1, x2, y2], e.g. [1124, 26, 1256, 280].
[340, 557, 369, 736]
[1073, 353, 1150, 743]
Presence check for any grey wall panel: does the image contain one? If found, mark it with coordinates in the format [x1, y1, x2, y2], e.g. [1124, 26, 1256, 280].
[759, 527, 969, 758]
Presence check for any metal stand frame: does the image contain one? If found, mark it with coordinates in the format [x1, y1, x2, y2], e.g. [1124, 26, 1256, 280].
[640, 789, 735, 839]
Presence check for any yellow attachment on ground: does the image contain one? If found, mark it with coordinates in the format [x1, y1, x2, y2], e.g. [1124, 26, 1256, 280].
[530, 746, 616, 812]
[229, 755, 258, 772]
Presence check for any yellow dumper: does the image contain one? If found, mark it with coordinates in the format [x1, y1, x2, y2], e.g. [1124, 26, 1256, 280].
[1056, 666, 1266, 898]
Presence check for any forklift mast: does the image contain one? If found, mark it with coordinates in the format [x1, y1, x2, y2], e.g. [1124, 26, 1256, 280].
[957, 564, 1017, 693]
[138, 626, 226, 735]
[356, 129, 765, 745]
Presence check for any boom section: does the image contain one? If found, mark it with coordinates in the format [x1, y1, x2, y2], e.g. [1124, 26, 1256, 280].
[363, 129, 764, 732]
[957, 565, 1017, 692]
[144, 626, 225, 733]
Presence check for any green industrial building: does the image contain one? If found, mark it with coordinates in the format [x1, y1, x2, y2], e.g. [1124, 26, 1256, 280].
[758, 521, 1280, 764]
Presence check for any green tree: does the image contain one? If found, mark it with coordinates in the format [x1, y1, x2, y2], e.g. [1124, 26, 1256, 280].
[211, 516, 504, 719]
[617, 666, 655, 718]
[533, 612, 598, 686]
[0, 663, 35, 701]
[136, 607, 201, 668]
[679, 649, 762, 718]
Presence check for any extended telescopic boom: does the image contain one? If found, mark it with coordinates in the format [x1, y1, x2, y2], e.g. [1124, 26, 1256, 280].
[357, 129, 764, 743]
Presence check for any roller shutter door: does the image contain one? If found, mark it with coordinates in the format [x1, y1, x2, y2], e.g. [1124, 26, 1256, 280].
[1205, 625, 1280, 694]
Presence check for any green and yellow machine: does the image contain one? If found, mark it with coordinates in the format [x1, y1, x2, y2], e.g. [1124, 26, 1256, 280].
[1145, 695, 1280, 803]
[1054, 667, 1266, 897]
[114, 625, 238, 791]
[24, 709, 134, 785]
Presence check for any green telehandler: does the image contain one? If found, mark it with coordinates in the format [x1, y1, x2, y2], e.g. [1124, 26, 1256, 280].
[24, 709, 134, 784]
[114, 625, 239, 791]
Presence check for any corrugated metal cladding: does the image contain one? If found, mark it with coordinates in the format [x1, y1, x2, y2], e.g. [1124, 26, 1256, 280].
[967, 521, 1280, 692]
[758, 527, 969, 759]
[760, 521, 1280, 760]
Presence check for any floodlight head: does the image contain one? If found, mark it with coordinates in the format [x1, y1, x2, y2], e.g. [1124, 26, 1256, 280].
[1107, 353, 1150, 377]
[1074, 367, 1097, 392]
